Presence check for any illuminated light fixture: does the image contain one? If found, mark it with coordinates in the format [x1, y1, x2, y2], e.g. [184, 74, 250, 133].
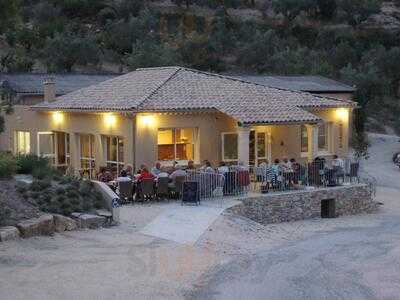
[141, 115, 155, 126]
[52, 111, 64, 124]
[104, 113, 117, 127]
[336, 108, 348, 122]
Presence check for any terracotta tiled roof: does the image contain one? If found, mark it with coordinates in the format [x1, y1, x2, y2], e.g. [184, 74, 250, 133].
[33, 67, 356, 124]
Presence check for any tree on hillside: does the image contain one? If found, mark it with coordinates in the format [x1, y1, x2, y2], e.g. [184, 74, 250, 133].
[316, 0, 337, 20]
[42, 30, 100, 72]
[272, 0, 317, 22]
[337, 0, 381, 26]
[124, 39, 179, 70]
[0, 89, 14, 134]
[0, 0, 19, 33]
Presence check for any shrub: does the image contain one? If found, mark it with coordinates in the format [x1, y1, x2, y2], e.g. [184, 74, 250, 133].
[15, 154, 49, 174]
[24, 176, 105, 217]
[0, 152, 17, 179]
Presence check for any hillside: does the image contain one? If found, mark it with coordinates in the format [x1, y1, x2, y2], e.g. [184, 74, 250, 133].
[1, 0, 400, 135]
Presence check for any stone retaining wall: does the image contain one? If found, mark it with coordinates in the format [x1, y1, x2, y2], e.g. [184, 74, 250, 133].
[228, 184, 378, 224]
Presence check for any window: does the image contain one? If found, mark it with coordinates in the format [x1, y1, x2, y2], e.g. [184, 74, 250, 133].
[257, 132, 267, 159]
[55, 132, 70, 166]
[318, 123, 328, 151]
[37, 132, 55, 164]
[105, 136, 124, 175]
[338, 122, 343, 149]
[157, 128, 194, 162]
[80, 134, 95, 178]
[222, 133, 238, 161]
[15, 131, 30, 154]
[300, 125, 308, 153]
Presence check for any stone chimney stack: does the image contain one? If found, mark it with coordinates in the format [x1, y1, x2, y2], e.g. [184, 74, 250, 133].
[43, 77, 56, 102]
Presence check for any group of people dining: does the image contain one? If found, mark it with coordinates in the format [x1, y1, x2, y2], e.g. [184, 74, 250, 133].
[254, 154, 346, 188]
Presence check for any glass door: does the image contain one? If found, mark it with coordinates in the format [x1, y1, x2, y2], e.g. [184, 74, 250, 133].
[249, 131, 268, 166]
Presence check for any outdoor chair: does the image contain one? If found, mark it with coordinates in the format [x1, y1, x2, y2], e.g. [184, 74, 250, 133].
[333, 166, 345, 184]
[139, 178, 155, 202]
[223, 171, 237, 195]
[156, 177, 170, 200]
[347, 162, 360, 183]
[118, 180, 133, 204]
[171, 176, 185, 199]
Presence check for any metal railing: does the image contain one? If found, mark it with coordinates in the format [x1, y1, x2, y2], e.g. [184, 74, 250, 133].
[183, 159, 367, 200]
[248, 159, 362, 194]
[185, 170, 251, 200]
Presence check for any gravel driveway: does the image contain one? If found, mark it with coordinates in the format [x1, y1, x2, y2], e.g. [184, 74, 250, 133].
[185, 134, 400, 300]
[1, 134, 399, 300]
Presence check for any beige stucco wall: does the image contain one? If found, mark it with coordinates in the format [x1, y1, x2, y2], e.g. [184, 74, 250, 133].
[134, 112, 237, 168]
[0, 106, 351, 173]
[0, 106, 135, 174]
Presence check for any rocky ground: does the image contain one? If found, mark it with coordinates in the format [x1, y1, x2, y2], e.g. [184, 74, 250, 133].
[0, 180, 41, 226]
[0, 133, 399, 300]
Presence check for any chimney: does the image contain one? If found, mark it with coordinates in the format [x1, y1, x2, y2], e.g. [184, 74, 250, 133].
[43, 77, 56, 102]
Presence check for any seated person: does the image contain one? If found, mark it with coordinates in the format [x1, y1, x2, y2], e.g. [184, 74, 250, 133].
[137, 166, 155, 183]
[116, 170, 132, 183]
[281, 157, 293, 172]
[97, 167, 113, 182]
[169, 165, 186, 181]
[331, 155, 344, 169]
[271, 159, 282, 175]
[204, 161, 215, 173]
[258, 160, 268, 168]
[157, 171, 170, 178]
[217, 161, 230, 174]
[199, 159, 210, 171]
[151, 162, 163, 176]
[125, 164, 134, 178]
[187, 160, 196, 170]
[168, 165, 186, 188]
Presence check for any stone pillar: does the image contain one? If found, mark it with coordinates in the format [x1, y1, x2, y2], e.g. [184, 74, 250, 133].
[94, 134, 105, 170]
[306, 124, 318, 162]
[123, 117, 134, 166]
[69, 132, 80, 176]
[237, 126, 251, 166]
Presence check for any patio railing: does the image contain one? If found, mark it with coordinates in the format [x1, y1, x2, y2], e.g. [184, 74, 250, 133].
[185, 170, 250, 200]
[183, 159, 371, 200]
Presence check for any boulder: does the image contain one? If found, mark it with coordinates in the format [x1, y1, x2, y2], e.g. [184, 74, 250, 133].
[71, 213, 106, 229]
[53, 214, 78, 232]
[0, 226, 20, 242]
[16, 214, 55, 238]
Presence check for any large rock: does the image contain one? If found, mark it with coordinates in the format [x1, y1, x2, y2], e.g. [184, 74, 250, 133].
[0, 226, 20, 242]
[71, 213, 106, 229]
[53, 214, 78, 232]
[16, 214, 55, 238]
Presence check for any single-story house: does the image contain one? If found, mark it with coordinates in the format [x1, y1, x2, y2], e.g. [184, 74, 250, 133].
[233, 75, 356, 101]
[0, 73, 117, 105]
[0, 66, 356, 178]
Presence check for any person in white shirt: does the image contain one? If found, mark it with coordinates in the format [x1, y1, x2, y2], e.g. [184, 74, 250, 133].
[332, 155, 344, 169]
[217, 162, 230, 174]
[281, 157, 293, 172]
[151, 162, 162, 176]
[169, 165, 186, 180]
[116, 170, 132, 183]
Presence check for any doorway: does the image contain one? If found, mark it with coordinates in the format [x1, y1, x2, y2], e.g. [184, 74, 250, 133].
[249, 130, 269, 166]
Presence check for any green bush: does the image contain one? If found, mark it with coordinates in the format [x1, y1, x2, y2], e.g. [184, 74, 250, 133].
[0, 152, 17, 179]
[19, 177, 106, 217]
[15, 154, 49, 174]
